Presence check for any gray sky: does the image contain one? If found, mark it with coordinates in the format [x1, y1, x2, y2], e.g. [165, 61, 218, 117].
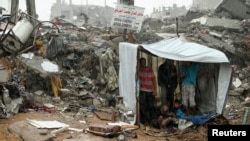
[15, 0, 192, 20]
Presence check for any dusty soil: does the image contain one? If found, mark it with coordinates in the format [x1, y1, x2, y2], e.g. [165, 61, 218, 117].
[0, 112, 167, 141]
[0, 111, 236, 141]
[0, 95, 247, 141]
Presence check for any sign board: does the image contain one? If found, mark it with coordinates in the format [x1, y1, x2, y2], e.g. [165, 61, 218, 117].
[110, 4, 145, 32]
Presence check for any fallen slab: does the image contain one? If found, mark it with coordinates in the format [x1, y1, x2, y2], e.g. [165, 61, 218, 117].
[8, 120, 54, 141]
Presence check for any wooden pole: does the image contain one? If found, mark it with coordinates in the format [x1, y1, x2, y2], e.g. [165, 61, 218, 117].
[176, 17, 179, 38]
[121, 0, 134, 41]
[176, 17, 181, 95]
[136, 47, 140, 126]
[123, 28, 127, 41]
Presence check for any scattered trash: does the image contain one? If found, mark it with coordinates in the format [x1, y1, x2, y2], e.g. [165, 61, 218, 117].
[79, 120, 86, 124]
[87, 105, 97, 112]
[178, 119, 194, 130]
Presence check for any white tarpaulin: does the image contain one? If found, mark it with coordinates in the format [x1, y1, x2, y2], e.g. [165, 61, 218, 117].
[119, 37, 232, 124]
[142, 37, 229, 63]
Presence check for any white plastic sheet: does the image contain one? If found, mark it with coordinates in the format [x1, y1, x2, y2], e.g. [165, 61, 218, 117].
[142, 37, 229, 63]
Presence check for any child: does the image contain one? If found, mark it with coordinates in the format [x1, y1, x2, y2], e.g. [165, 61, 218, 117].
[173, 99, 216, 125]
[157, 104, 174, 129]
[173, 99, 189, 119]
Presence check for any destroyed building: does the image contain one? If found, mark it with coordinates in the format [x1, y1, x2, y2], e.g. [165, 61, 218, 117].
[192, 0, 222, 10]
[0, 0, 250, 140]
[50, 0, 114, 27]
[150, 4, 188, 20]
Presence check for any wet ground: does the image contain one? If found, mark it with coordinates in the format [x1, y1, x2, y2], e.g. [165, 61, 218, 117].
[0, 112, 167, 141]
[0, 95, 248, 141]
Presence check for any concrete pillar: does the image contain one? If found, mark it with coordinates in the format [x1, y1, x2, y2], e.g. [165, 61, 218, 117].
[26, 0, 37, 26]
[10, 0, 19, 23]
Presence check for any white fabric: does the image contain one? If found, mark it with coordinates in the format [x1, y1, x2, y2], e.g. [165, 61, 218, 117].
[119, 43, 138, 118]
[217, 63, 232, 114]
[142, 38, 229, 63]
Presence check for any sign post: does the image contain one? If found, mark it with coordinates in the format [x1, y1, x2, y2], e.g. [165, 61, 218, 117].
[111, 1, 144, 126]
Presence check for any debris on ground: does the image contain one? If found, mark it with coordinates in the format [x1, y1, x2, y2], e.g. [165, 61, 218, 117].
[1, 0, 250, 141]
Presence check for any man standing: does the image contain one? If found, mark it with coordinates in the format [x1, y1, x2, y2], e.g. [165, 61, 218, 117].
[139, 57, 157, 125]
[158, 59, 178, 111]
[181, 61, 199, 115]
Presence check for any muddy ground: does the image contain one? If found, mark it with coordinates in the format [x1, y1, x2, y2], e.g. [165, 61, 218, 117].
[0, 95, 248, 141]
[0, 112, 167, 141]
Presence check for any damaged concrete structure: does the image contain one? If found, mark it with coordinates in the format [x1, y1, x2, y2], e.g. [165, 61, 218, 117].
[215, 0, 250, 20]
[192, 0, 222, 10]
[50, 0, 114, 27]
[0, 0, 250, 140]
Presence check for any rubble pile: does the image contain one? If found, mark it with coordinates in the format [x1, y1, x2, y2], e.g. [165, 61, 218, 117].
[0, 1, 250, 140]
[0, 13, 138, 123]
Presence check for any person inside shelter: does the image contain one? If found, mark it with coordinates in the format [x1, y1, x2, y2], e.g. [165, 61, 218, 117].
[138, 57, 157, 125]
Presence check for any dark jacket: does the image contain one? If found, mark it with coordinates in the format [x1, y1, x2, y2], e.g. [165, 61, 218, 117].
[158, 62, 178, 89]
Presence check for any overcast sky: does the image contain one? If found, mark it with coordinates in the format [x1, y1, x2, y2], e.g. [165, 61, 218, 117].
[15, 0, 193, 21]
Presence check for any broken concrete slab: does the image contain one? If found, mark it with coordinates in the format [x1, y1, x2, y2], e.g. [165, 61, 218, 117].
[196, 29, 248, 59]
[8, 120, 54, 141]
[20, 54, 60, 75]
[191, 16, 240, 30]
[215, 0, 250, 20]
[204, 17, 241, 30]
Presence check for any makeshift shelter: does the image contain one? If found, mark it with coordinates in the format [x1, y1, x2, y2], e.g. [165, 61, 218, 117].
[118, 37, 232, 124]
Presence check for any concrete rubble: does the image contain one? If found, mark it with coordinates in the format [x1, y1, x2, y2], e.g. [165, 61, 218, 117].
[0, 0, 250, 140]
